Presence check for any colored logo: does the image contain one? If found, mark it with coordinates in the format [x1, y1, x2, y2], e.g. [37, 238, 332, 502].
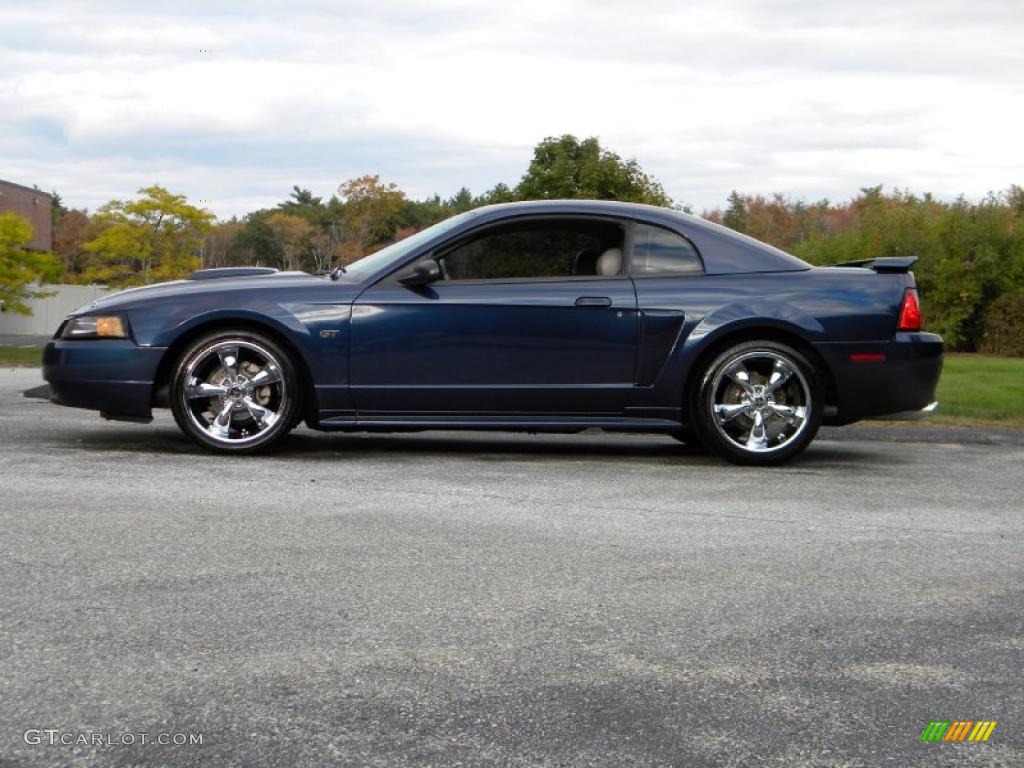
[921, 721, 997, 742]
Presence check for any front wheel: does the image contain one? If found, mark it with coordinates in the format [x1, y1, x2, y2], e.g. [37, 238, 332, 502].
[691, 341, 823, 465]
[170, 330, 300, 454]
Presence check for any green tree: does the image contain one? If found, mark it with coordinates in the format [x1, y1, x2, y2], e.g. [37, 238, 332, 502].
[360, 137, 679, 240]
[722, 190, 748, 233]
[232, 214, 282, 267]
[446, 187, 475, 213]
[515, 135, 674, 207]
[479, 182, 516, 205]
[80, 186, 214, 286]
[50, 190, 68, 224]
[0, 213, 58, 314]
[278, 186, 326, 224]
[401, 194, 449, 231]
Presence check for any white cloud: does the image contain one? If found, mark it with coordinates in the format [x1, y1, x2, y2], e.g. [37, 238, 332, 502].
[0, 0, 1021, 217]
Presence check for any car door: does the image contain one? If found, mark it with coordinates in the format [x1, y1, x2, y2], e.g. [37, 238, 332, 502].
[349, 217, 638, 416]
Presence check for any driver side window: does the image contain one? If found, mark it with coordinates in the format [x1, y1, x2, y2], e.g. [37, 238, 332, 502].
[436, 218, 626, 281]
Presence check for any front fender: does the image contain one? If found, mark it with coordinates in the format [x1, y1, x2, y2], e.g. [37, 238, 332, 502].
[135, 302, 311, 348]
[134, 299, 353, 415]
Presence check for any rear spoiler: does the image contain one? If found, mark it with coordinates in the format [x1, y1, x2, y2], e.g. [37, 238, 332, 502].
[187, 267, 279, 280]
[831, 256, 917, 274]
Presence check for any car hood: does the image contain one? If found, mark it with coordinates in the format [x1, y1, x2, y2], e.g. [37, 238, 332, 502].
[73, 271, 364, 314]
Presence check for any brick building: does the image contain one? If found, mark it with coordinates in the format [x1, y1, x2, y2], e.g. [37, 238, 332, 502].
[0, 178, 53, 251]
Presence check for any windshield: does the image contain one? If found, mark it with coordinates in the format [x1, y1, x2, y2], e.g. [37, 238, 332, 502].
[343, 210, 480, 276]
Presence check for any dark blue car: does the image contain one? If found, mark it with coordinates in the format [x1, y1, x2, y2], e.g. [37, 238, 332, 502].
[42, 200, 943, 464]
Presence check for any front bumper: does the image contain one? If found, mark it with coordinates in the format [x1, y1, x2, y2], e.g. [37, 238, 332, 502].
[42, 339, 166, 420]
[815, 332, 944, 425]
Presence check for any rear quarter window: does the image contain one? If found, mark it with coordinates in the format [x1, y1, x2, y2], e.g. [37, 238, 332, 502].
[630, 223, 702, 276]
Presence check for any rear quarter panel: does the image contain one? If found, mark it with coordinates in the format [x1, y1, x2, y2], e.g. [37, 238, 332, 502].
[628, 268, 911, 416]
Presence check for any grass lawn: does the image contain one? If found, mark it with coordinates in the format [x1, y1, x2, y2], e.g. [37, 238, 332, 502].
[0, 346, 43, 366]
[1, 347, 1021, 427]
[932, 353, 1024, 428]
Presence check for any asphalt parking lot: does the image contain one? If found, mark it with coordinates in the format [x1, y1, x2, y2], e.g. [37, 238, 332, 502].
[1, 366, 1022, 767]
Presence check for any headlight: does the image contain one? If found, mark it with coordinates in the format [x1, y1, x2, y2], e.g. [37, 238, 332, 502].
[61, 314, 131, 339]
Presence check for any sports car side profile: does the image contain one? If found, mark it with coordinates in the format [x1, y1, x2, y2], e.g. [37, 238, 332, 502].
[42, 200, 943, 464]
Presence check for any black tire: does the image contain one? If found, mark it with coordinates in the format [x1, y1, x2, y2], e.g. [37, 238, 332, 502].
[690, 340, 823, 465]
[170, 330, 301, 454]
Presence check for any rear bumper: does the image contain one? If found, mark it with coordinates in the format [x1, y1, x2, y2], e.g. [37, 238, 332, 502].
[42, 340, 166, 419]
[814, 332, 943, 425]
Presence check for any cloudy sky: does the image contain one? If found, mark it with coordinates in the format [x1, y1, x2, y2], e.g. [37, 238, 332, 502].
[1, 0, 1021, 217]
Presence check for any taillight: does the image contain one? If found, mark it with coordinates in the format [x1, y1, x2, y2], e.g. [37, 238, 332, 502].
[898, 289, 922, 332]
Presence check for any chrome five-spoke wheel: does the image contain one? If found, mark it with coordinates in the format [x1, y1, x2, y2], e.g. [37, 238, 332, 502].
[694, 341, 822, 465]
[170, 331, 299, 453]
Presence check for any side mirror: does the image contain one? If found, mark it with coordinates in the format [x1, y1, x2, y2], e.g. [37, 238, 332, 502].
[398, 259, 442, 286]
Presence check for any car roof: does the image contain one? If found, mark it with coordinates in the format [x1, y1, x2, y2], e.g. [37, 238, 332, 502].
[470, 200, 810, 275]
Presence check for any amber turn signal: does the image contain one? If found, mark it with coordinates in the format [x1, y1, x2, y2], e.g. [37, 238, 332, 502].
[96, 316, 125, 337]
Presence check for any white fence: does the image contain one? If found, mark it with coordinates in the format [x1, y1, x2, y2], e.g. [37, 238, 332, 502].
[0, 284, 112, 336]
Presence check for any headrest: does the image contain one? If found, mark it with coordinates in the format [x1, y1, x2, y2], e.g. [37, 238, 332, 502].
[596, 247, 622, 276]
[572, 249, 598, 275]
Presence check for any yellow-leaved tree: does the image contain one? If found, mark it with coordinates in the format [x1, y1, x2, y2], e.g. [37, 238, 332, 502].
[81, 186, 214, 286]
[0, 212, 58, 314]
[337, 175, 406, 262]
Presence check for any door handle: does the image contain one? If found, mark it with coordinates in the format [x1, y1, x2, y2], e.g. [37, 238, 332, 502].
[575, 296, 613, 308]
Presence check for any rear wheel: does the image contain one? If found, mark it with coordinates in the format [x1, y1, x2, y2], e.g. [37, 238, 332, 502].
[691, 340, 822, 465]
[170, 330, 300, 454]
